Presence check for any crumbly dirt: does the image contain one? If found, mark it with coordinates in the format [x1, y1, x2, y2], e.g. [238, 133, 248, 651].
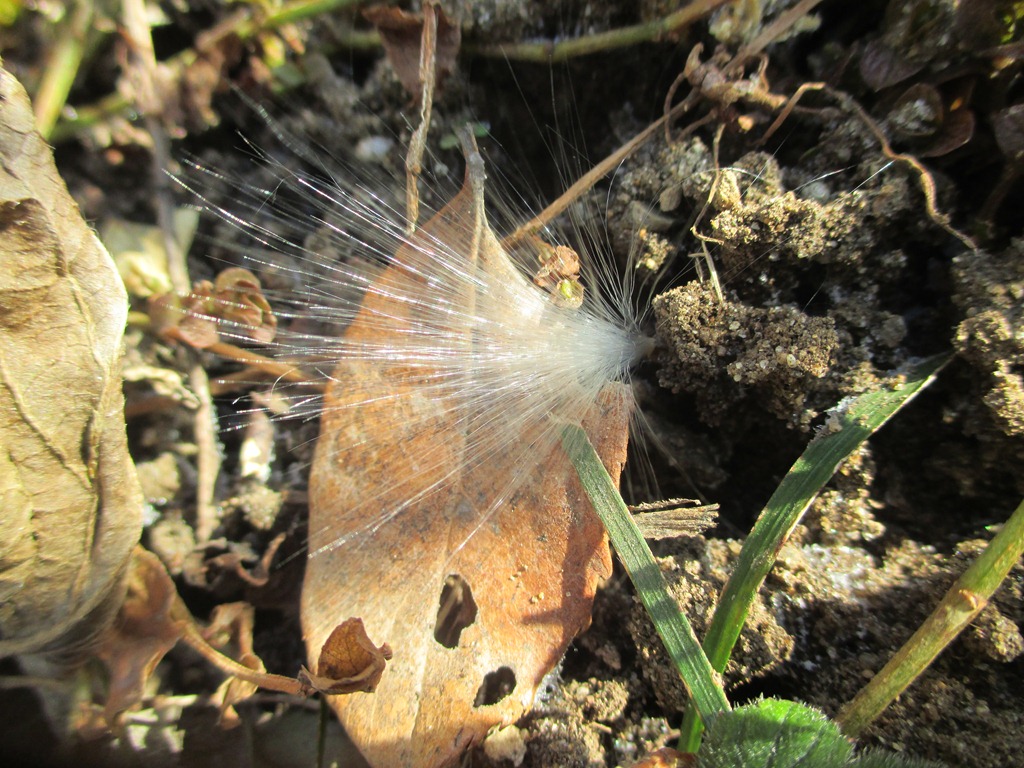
[2, 1, 1023, 767]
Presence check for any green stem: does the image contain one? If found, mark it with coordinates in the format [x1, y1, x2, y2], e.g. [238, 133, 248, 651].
[33, 1, 93, 138]
[678, 353, 951, 752]
[463, 0, 729, 62]
[837, 496, 1024, 737]
[561, 424, 730, 728]
[52, 0, 726, 142]
[229, 0, 363, 39]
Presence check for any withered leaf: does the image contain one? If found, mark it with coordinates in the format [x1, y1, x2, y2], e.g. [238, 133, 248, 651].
[301, 140, 628, 766]
[95, 548, 308, 730]
[299, 618, 393, 695]
[94, 548, 185, 727]
[954, 0, 1012, 52]
[890, 83, 943, 140]
[203, 602, 265, 727]
[149, 266, 277, 348]
[888, 82, 976, 159]
[103, 209, 198, 298]
[920, 108, 975, 158]
[211, 267, 278, 342]
[0, 66, 143, 666]
[362, 4, 461, 101]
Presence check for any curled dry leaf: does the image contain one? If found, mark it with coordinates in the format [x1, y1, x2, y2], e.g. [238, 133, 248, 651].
[300, 618, 393, 695]
[887, 81, 976, 159]
[362, 3, 461, 101]
[93, 548, 311, 731]
[0, 67, 143, 668]
[205, 531, 287, 587]
[301, 141, 628, 766]
[93, 548, 185, 730]
[149, 266, 278, 348]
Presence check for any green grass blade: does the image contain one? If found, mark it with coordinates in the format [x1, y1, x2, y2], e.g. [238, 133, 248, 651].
[561, 424, 731, 727]
[678, 353, 952, 752]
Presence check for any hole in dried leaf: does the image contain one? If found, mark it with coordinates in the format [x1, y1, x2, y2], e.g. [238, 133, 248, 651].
[433, 573, 478, 648]
[473, 667, 516, 707]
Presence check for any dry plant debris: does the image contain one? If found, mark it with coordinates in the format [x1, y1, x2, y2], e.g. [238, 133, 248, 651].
[0, 64, 143, 671]
[301, 135, 630, 767]
[362, 3, 461, 103]
[3, 1, 1024, 765]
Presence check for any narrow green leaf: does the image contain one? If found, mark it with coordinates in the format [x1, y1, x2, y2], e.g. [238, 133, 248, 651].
[561, 424, 730, 727]
[680, 353, 951, 751]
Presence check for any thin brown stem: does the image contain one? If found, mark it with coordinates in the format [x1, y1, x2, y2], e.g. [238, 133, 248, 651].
[506, 96, 703, 246]
[758, 81, 826, 145]
[176, 605, 310, 697]
[123, 0, 223, 542]
[826, 86, 977, 252]
[690, 123, 726, 303]
[405, 2, 439, 234]
[206, 341, 326, 391]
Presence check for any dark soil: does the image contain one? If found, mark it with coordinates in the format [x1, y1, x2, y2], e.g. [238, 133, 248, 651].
[2, 1, 1022, 767]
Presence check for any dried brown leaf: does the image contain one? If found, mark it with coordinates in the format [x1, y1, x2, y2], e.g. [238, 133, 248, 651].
[301, 143, 627, 766]
[362, 4, 461, 101]
[212, 267, 278, 342]
[299, 618, 393, 695]
[0, 66, 143, 666]
[954, 0, 1013, 52]
[93, 548, 185, 726]
[888, 82, 976, 159]
[205, 532, 287, 587]
[93, 549, 308, 731]
[920, 108, 975, 158]
[149, 266, 277, 348]
[890, 83, 944, 140]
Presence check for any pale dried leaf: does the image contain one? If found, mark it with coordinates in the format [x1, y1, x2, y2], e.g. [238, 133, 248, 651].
[0, 66, 143, 664]
[102, 208, 198, 297]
